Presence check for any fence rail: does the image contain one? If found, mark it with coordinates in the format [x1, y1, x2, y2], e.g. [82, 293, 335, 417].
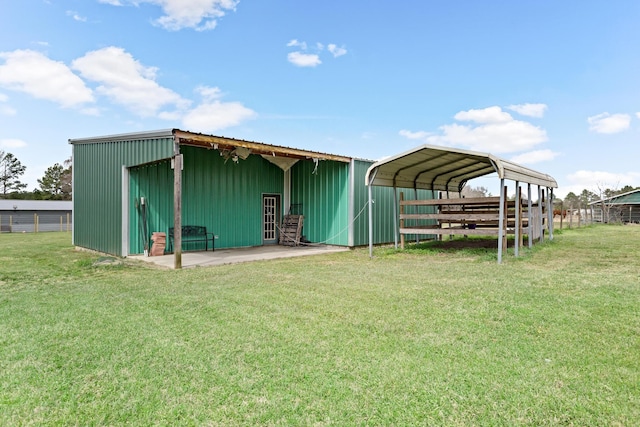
[0, 213, 72, 233]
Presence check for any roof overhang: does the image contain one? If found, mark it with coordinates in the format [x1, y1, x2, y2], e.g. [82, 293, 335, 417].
[365, 144, 557, 191]
[69, 129, 353, 164]
[173, 130, 351, 163]
[588, 189, 640, 206]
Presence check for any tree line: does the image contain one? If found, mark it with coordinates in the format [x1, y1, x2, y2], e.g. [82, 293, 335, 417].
[0, 150, 72, 200]
[559, 185, 639, 207]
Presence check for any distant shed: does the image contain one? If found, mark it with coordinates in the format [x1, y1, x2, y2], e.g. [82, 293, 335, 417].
[0, 200, 73, 232]
[589, 189, 640, 223]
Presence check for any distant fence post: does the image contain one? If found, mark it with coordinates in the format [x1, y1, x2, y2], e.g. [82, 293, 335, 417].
[67, 213, 70, 232]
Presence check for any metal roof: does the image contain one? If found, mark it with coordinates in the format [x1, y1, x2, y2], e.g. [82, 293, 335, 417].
[365, 144, 557, 192]
[588, 189, 640, 205]
[69, 129, 353, 163]
[0, 200, 73, 211]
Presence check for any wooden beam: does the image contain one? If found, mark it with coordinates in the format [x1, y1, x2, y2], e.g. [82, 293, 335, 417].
[173, 130, 352, 163]
[173, 153, 182, 270]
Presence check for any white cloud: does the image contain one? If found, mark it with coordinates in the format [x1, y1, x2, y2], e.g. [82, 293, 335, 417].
[287, 52, 322, 68]
[66, 10, 87, 22]
[398, 129, 432, 140]
[0, 49, 94, 108]
[287, 39, 307, 50]
[108, 0, 239, 31]
[195, 85, 223, 101]
[509, 149, 559, 164]
[181, 84, 255, 132]
[182, 101, 256, 133]
[72, 46, 188, 117]
[422, 106, 548, 153]
[0, 138, 27, 149]
[587, 112, 631, 134]
[286, 39, 347, 67]
[328, 44, 347, 58]
[635, 112, 640, 120]
[507, 103, 547, 118]
[454, 106, 513, 124]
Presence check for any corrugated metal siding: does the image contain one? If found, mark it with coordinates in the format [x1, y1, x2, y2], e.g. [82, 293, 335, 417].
[129, 160, 173, 254]
[181, 146, 283, 249]
[73, 138, 174, 255]
[608, 190, 640, 204]
[128, 146, 285, 254]
[351, 159, 436, 246]
[290, 160, 350, 245]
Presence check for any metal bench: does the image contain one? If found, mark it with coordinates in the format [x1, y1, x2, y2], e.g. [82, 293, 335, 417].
[168, 225, 215, 252]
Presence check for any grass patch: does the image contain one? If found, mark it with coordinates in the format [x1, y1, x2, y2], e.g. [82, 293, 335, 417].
[1, 226, 639, 425]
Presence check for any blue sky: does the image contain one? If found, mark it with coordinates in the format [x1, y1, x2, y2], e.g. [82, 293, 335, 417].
[1, 0, 639, 198]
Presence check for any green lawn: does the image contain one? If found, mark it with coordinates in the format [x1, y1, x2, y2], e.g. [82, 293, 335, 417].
[1, 226, 639, 426]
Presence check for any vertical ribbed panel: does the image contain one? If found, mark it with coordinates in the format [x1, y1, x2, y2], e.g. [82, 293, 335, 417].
[351, 159, 436, 246]
[129, 161, 173, 254]
[290, 160, 350, 245]
[180, 146, 283, 250]
[73, 138, 174, 256]
[128, 146, 285, 253]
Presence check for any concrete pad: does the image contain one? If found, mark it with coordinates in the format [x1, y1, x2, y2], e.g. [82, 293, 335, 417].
[129, 245, 350, 269]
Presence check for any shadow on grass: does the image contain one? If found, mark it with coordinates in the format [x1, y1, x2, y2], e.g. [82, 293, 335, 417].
[379, 234, 555, 262]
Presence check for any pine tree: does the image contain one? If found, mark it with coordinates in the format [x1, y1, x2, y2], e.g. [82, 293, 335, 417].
[38, 161, 72, 200]
[0, 150, 27, 198]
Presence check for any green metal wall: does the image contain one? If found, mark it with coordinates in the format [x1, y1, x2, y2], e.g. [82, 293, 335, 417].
[72, 138, 174, 256]
[350, 159, 436, 246]
[129, 145, 284, 254]
[74, 134, 436, 256]
[289, 158, 437, 248]
[129, 160, 173, 254]
[290, 159, 350, 245]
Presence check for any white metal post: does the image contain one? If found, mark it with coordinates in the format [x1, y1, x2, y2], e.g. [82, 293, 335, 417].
[528, 183, 533, 248]
[515, 181, 520, 257]
[548, 188, 554, 240]
[497, 179, 505, 264]
[393, 186, 398, 249]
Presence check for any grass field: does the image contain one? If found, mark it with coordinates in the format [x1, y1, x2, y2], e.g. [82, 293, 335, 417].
[1, 226, 639, 426]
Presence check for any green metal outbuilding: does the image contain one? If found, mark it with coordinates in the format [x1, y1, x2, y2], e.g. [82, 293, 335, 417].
[589, 189, 640, 223]
[69, 129, 434, 259]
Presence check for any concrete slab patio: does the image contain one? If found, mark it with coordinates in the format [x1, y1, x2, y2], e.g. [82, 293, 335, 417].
[129, 245, 350, 269]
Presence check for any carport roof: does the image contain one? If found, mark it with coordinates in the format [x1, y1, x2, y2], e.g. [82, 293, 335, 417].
[365, 144, 557, 192]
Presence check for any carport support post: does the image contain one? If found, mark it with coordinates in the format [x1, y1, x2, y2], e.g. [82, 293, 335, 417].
[515, 181, 520, 257]
[527, 184, 533, 248]
[393, 186, 399, 249]
[173, 153, 183, 269]
[497, 178, 505, 264]
[414, 188, 420, 244]
[367, 169, 377, 259]
[538, 186, 544, 242]
[548, 188, 554, 240]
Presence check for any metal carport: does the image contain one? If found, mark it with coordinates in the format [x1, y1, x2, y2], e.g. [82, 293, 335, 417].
[364, 144, 558, 263]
